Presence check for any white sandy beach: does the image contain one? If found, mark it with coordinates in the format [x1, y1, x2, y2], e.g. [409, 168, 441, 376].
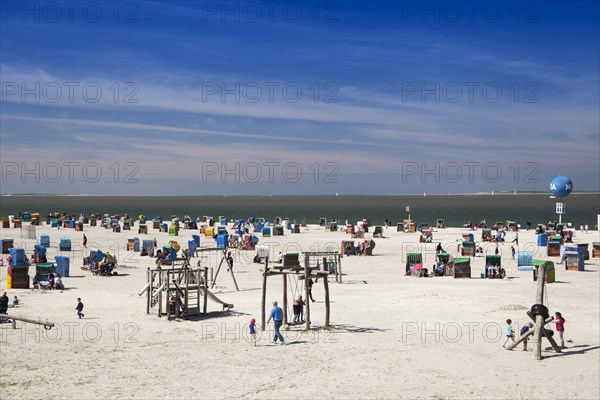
[1, 222, 599, 399]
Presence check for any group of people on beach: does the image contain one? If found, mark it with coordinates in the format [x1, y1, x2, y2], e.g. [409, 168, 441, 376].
[32, 272, 64, 291]
[503, 312, 567, 350]
[247, 293, 317, 346]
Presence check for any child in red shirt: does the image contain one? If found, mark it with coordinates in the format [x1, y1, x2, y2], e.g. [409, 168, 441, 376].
[552, 312, 566, 348]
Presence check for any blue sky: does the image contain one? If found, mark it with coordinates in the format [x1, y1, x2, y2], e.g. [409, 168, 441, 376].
[1, 0, 598, 195]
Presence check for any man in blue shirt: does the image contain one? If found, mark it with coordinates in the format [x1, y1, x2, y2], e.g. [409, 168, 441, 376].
[267, 301, 285, 345]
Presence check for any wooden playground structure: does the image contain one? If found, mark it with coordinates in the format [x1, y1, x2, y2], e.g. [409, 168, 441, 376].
[261, 253, 333, 331]
[141, 247, 237, 320]
[507, 264, 562, 359]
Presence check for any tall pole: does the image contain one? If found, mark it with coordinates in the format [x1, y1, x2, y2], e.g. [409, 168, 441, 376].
[305, 255, 311, 330]
[261, 257, 269, 331]
[283, 273, 288, 325]
[558, 197, 562, 224]
[534, 264, 547, 360]
[324, 274, 330, 328]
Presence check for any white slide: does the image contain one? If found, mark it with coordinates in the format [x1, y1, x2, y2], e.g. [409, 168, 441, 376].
[199, 288, 234, 310]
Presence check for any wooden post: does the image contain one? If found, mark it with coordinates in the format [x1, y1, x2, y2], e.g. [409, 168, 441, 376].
[534, 264, 547, 360]
[196, 269, 200, 311]
[210, 250, 226, 289]
[159, 271, 164, 318]
[146, 268, 151, 315]
[261, 257, 269, 331]
[305, 255, 311, 330]
[229, 264, 240, 291]
[339, 254, 342, 283]
[203, 267, 208, 315]
[283, 273, 288, 325]
[184, 271, 189, 317]
[324, 274, 330, 328]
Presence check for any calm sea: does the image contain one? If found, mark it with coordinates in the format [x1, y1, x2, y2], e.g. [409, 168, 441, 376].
[1, 194, 599, 228]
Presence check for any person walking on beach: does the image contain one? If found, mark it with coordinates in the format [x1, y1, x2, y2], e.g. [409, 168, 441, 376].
[495, 244, 500, 255]
[436, 242, 444, 255]
[551, 312, 566, 348]
[267, 301, 285, 345]
[76, 298, 85, 319]
[503, 319, 515, 348]
[83, 234, 87, 249]
[226, 251, 234, 272]
[511, 246, 516, 260]
[249, 318, 257, 346]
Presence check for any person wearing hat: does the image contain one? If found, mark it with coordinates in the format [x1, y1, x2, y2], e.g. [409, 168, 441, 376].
[249, 318, 257, 347]
[520, 322, 534, 351]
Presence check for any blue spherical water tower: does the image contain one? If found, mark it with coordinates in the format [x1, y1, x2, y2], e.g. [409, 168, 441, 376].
[550, 175, 573, 224]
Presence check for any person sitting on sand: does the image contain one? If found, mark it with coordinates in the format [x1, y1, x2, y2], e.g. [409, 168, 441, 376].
[498, 266, 506, 279]
[486, 263, 496, 278]
[435, 262, 444, 276]
[54, 274, 64, 290]
[32, 273, 41, 290]
[12, 296, 19, 307]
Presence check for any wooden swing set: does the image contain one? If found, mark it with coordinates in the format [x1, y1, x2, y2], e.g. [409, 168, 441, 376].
[261, 254, 331, 331]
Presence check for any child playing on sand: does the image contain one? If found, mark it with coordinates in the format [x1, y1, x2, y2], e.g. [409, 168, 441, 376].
[551, 312, 566, 348]
[519, 322, 534, 351]
[292, 298, 300, 323]
[297, 296, 305, 322]
[503, 319, 515, 347]
[76, 298, 84, 319]
[249, 318, 257, 346]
